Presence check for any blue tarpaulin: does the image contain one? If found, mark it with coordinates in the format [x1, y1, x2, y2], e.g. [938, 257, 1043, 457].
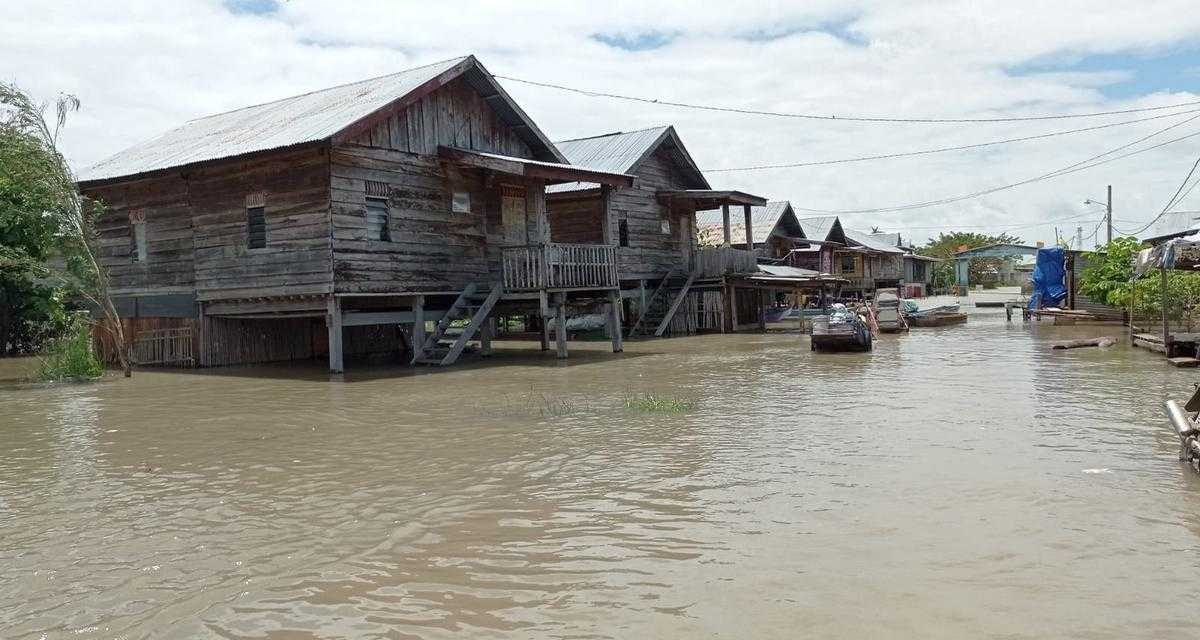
[1028, 247, 1067, 310]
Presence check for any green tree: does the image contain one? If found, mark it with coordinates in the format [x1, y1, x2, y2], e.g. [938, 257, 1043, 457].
[0, 115, 69, 354]
[917, 231, 1024, 289]
[1080, 237, 1200, 327]
[0, 83, 130, 375]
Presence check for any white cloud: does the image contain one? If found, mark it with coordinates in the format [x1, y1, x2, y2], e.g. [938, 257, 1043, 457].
[5, 0, 1200, 246]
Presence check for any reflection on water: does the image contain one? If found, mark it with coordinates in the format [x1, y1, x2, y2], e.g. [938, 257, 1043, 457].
[3, 307, 1200, 639]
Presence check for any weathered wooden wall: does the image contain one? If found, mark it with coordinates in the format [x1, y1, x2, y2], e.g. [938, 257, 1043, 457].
[189, 148, 332, 300]
[546, 193, 604, 244]
[82, 146, 333, 304]
[555, 147, 697, 282]
[330, 77, 548, 293]
[345, 76, 532, 158]
[87, 174, 194, 294]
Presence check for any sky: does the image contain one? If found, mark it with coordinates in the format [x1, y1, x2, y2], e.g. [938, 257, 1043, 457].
[5, 0, 1200, 247]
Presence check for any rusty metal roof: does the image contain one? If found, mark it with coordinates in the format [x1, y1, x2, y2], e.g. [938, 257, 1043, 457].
[79, 55, 565, 184]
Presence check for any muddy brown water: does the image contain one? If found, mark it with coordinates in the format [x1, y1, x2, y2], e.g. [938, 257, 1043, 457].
[3, 305, 1200, 639]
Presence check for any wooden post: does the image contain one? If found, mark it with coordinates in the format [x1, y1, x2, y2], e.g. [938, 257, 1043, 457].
[728, 284, 739, 332]
[555, 293, 568, 359]
[758, 287, 766, 331]
[327, 296, 343, 373]
[480, 316, 494, 357]
[410, 295, 425, 364]
[722, 204, 731, 246]
[1162, 267, 1171, 354]
[600, 185, 613, 245]
[608, 290, 624, 353]
[743, 203, 754, 252]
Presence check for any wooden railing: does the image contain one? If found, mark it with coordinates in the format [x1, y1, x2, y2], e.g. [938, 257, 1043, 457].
[132, 327, 195, 367]
[692, 246, 759, 279]
[502, 243, 619, 291]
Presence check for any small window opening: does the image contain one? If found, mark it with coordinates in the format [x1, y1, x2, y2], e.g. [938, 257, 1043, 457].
[131, 221, 147, 263]
[452, 191, 471, 213]
[840, 254, 856, 273]
[661, 218, 672, 235]
[618, 219, 630, 247]
[366, 197, 391, 242]
[247, 206, 266, 249]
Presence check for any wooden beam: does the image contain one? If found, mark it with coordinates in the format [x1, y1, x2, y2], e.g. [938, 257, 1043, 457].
[411, 295, 425, 364]
[555, 293, 568, 359]
[608, 289, 624, 353]
[480, 317, 494, 357]
[722, 204, 731, 246]
[327, 296, 343, 374]
[743, 203, 755, 251]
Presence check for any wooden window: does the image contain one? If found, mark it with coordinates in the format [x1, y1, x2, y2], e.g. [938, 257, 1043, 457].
[247, 206, 266, 249]
[129, 209, 147, 263]
[618, 219, 630, 247]
[661, 218, 671, 235]
[452, 191, 471, 213]
[840, 254, 856, 273]
[365, 197, 390, 242]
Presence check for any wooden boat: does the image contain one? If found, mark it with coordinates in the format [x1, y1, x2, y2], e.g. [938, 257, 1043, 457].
[873, 290, 908, 333]
[906, 302, 968, 328]
[908, 312, 968, 327]
[811, 307, 873, 352]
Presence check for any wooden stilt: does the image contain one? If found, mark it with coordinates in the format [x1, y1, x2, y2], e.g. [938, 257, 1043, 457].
[327, 296, 343, 373]
[758, 288, 766, 331]
[410, 295, 425, 364]
[480, 316, 494, 357]
[608, 290, 624, 353]
[724, 284, 734, 333]
[555, 293, 568, 359]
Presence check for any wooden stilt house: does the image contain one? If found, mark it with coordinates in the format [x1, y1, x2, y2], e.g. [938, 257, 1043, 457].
[546, 126, 769, 335]
[77, 56, 635, 372]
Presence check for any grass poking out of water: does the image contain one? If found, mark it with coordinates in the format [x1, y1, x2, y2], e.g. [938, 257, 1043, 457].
[623, 391, 697, 414]
[38, 320, 103, 382]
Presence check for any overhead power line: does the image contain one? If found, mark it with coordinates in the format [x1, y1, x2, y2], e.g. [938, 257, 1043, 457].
[495, 73, 1200, 124]
[706, 108, 1200, 172]
[791, 113, 1200, 216]
[893, 211, 1101, 232]
[1122, 154, 1200, 236]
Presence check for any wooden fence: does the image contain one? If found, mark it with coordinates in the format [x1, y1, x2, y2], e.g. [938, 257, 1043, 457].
[692, 246, 758, 279]
[132, 327, 195, 367]
[502, 243, 618, 290]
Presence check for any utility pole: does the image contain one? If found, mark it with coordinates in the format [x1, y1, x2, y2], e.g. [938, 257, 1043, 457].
[1076, 225, 1083, 250]
[1106, 184, 1113, 244]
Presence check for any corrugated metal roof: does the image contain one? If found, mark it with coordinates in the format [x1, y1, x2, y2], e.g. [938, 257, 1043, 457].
[869, 232, 901, 247]
[79, 55, 566, 184]
[845, 229, 906, 254]
[796, 216, 839, 242]
[1144, 210, 1200, 243]
[695, 200, 790, 245]
[79, 57, 470, 182]
[548, 125, 708, 194]
[759, 264, 821, 277]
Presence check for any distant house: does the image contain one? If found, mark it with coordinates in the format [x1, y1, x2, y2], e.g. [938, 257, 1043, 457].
[694, 200, 809, 262]
[867, 232, 938, 297]
[795, 216, 849, 275]
[77, 55, 635, 372]
[547, 126, 775, 334]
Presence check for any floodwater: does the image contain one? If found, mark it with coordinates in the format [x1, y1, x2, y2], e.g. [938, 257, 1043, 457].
[4, 301, 1200, 639]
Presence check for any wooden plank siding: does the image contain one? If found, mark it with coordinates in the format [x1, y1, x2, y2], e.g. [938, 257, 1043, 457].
[546, 193, 605, 244]
[546, 147, 696, 282]
[330, 76, 549, 293]
[82, 146, 333, 303]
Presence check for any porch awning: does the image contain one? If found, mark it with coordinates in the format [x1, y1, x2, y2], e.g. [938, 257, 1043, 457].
[732, 264, 846, 288]
[656, 189, 768, 209]
[438, 146, 635, 187]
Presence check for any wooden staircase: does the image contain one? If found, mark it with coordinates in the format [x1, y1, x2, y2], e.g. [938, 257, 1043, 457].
[413, 282, 503, 366]
[628, 271, 695, 338]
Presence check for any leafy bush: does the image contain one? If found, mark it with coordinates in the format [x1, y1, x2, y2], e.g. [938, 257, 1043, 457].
[1080, 237, 1200, 326]
[38, 318, 103, 381]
